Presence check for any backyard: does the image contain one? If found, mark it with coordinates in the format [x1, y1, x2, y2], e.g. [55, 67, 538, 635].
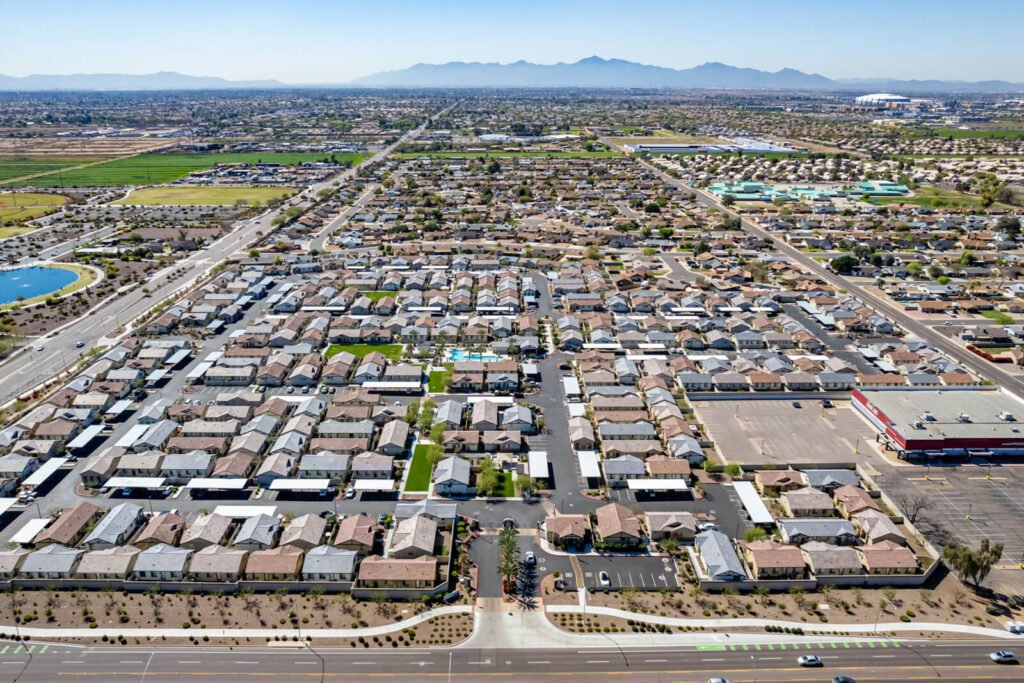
[325, 343, 404, 362]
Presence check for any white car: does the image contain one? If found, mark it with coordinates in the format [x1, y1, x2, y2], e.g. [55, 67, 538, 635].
[598, 571, 611, 587]
[991, 651, 1017, 664]
[696, 522, 718, 532]
[524, 551, 536, 566]
[798, 655, 823, 667]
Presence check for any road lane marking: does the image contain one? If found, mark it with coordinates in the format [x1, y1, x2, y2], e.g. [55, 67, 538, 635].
[586, 660, 609, 664]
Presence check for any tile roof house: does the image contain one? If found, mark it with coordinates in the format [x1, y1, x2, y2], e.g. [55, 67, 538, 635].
[133, 512, 186, 547]
[279, 513, 327, 551]
[180, 513, 232, 550]
[853, 510, 907, 546]
[34, 502, 100, 547]
[333, 514, 376, 554]
[390, 514, 438, 559]
[742, 539, 806, 579]
[245, 545, 304, 580]
[74, 545, 141, 580]
[645, 511, 697, 542]
[782, 487, 835, 518]
[754, 469, 806, 495]
[858, 541, 918, 575]
[800, 541, 863, 576]
[544, 514, 591, 550]
[833, 485, 880, 518]
[593, 503, 643, 548]
[357, 556, 437, 588]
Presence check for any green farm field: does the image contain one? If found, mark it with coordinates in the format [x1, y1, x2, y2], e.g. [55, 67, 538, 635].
[0, 157, 110, 183]
[12, 152, 366, 187]
[114, 185, 295, 206]
[931, 128, 1024, 140]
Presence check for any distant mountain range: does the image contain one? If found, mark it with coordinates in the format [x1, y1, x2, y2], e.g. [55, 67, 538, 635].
[351, 57, 1024, 93]
[0, 71, 283, 91]
[0, 60, 1021, 93]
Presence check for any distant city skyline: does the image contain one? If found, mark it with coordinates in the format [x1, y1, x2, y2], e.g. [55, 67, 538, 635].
[1, 0, 1021, 84]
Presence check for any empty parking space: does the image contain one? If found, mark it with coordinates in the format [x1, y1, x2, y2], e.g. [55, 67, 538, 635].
[874, 462, 1024, 592]
[694, 399, 876, 467]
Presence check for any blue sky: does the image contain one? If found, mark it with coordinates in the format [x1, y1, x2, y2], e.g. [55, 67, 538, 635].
[1, 0, 1020, 83]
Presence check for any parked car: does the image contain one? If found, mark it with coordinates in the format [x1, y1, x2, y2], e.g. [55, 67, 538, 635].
[598, 571, 611, 587]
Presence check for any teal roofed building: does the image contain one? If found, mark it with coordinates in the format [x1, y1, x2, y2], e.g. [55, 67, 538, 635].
[708, 181, 794, 202]
[848, 180, 910, 197]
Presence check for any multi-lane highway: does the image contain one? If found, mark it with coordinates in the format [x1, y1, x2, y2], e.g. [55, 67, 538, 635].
[0, 638, 1019, 682]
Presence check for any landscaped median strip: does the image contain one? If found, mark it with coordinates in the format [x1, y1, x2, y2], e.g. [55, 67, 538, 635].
[0, 605, 471, 640]
[547, 604, 1017, 640]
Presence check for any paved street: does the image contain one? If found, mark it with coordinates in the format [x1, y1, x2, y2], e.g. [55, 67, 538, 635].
[0, 638, 1020, 682]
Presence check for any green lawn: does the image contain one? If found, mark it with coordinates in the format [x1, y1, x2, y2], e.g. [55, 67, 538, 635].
[361, 291, 397, 302]
[494, 471, 515, 498]
[980, 309, 1015, 325]
[405, 444, 437, 492]
[428, 365, 453, 393]
[395, 151, 620, 159]
[114, 185, 296, 206]
[325, 343, 404, 362]
[0, 192, 68, 224]
[14, 152, 367, 187]
[868, 186, 999, 209]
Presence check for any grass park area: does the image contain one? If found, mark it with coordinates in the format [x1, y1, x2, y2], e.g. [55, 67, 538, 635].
[11, 152, 366, 187]
[114, 185, 296, 206]
[325, 343, 404, 362]
[868, 186, 998, 209]
[980, 309, 1015, 325]
[428, 365, 453, 393]
[395, 151, 620, 159]
[0, 192, 68, 226]
[406, 444, 439, 492]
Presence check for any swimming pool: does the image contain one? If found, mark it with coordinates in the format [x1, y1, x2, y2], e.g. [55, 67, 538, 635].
[447, 349, 505, 363]
[0, 266, 79, 305]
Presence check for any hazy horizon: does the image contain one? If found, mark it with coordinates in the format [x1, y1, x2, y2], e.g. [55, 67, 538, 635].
[0, 0, 1021, 84]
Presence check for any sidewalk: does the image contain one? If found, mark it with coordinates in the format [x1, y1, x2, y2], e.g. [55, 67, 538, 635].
[0, 605, 472, 640]
[548, 604, 1017, 640]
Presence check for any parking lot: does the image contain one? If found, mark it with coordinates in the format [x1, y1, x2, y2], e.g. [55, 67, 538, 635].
[873, 460, 1024, 594]
[694, 399, 876, 467]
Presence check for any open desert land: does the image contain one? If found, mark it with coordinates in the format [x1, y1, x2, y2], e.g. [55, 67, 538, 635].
[114, 185, 296, 206]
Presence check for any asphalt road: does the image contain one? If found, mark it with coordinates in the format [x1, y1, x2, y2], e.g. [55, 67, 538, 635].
[0, 638, 1020, 682]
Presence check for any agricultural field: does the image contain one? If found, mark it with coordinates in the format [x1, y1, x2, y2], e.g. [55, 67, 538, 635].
[114, 185, 295, 206]
[0, 192, 68, 226]
[0, 157, 108, 183]
[13, 152, 366, 187]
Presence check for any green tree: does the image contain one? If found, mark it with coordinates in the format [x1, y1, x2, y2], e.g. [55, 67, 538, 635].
[744, 527, 768, 542]
[943, 539, 1004, 588]
[830, 255, 859, 275]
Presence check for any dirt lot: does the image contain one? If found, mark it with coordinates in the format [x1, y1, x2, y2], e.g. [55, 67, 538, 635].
[543, 570, 1020, 634]
[4, 589, 472, 646]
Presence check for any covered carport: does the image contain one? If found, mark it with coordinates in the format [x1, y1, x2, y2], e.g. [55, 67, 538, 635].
[185, 477, 250, 500]
[103, 476, 168, 498]
[268, 478, 336, 500]
[21, 457, 69, 496]
[351, 479, 397, 500]
[626, 478, 692, 500]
